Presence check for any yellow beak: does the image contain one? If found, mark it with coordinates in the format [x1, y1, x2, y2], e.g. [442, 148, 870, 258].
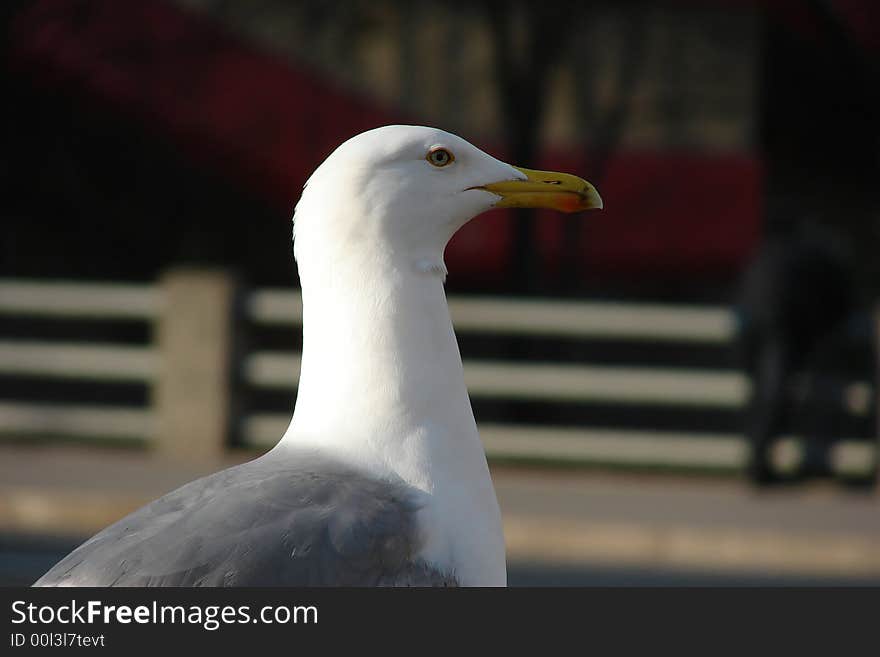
[472, 166, 603, 213]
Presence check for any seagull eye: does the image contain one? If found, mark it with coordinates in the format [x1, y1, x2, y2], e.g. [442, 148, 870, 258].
[427, 148, 454, 167]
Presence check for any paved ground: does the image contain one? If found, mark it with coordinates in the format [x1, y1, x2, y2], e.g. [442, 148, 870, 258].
[2, 444, 879, 586]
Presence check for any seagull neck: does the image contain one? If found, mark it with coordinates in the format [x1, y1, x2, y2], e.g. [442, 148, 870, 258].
[280, 255, 484, 488]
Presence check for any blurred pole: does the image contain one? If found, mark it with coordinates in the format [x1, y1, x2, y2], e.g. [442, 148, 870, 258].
[442, 5, 465, 132]
[562, 4, 647, 293]
[486, 0, 577, 293]
[153, 269, 240, 462]
[398, 0, 419, 115]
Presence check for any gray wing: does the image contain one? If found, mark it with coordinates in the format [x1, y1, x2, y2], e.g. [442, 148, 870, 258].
[34, 451, 456, 587]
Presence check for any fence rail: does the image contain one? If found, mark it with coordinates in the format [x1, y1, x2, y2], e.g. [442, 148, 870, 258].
[244, 352, 747, 407]
[247, 288, 735, 342]
[240, 413, 747, 469]
[0, 341, 156, 382]
[0, 401, 154, 441]
[0, 280, 160, 319]
[0, 274, 875, 474]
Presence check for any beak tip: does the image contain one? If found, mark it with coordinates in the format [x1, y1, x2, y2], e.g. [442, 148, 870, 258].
[584, 189, 603, 211]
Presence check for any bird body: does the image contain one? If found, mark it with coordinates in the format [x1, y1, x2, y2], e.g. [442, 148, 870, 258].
[36, 126, 601, 587]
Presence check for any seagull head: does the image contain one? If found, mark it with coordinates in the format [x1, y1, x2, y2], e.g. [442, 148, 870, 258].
[293, 125, 602, 276]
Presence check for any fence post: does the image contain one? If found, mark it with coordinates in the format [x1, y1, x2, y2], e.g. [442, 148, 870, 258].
[153, 268, 239, 462]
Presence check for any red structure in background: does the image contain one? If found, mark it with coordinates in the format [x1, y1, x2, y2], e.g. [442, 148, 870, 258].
[8, 0, 763, 287]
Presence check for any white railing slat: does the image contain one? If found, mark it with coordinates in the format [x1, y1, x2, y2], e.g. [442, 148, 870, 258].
[0, 280, 160, 320]
[246, 289, 303, 325]
[478, 424, 747, 469]
[0, 401, 155, 439]
[246, 288, 734, 343]
[448, 296, 734, 343]
[242, 351, 748, 407]
[240, 413, 744, 469]
[0, 341, 157, 382]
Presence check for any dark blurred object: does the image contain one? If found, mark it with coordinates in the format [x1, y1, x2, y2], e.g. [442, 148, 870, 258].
[736, 220, 876, 486]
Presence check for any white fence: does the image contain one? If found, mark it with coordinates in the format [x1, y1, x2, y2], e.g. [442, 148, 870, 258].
[0, 273, 874, 472]
[243, 290, 748, 470]
[0, 280, 159, 443]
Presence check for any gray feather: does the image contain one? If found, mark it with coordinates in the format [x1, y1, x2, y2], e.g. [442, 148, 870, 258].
[34, 451, 456, 587]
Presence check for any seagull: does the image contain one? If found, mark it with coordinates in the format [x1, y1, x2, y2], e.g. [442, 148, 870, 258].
[35, 125, 602, 587]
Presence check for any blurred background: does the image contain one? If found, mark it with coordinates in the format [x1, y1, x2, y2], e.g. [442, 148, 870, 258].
[1, 0, 879, 585]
